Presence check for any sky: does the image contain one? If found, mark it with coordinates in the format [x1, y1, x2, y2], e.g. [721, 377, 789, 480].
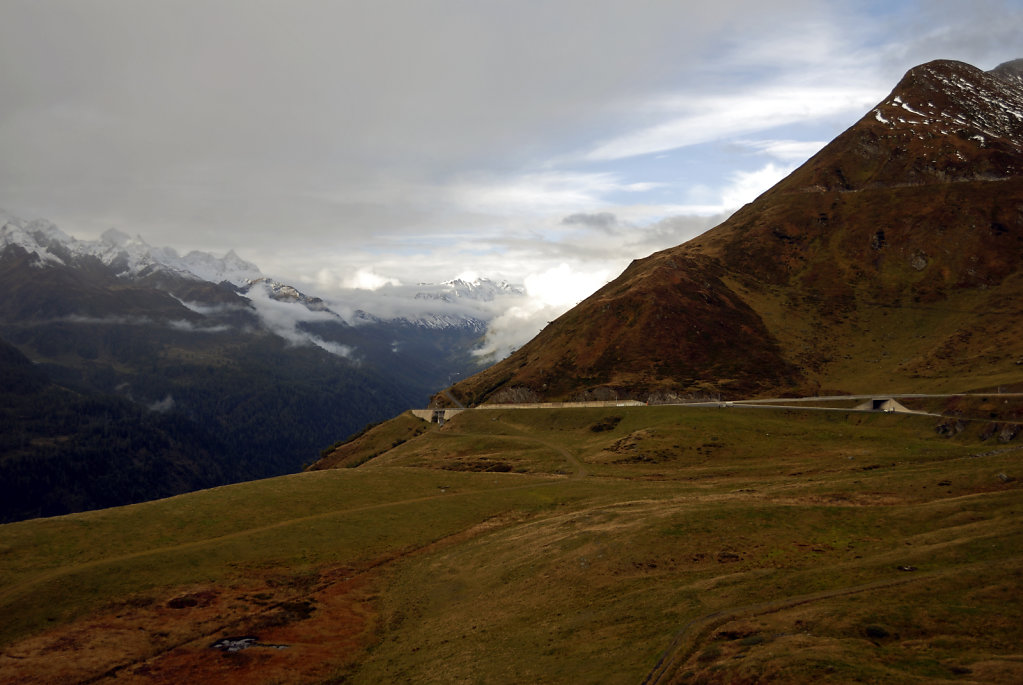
[1, 0, 1021, 350]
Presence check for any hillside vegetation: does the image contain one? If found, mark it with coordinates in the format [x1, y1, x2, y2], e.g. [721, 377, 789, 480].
[1, 401, 1020, 683]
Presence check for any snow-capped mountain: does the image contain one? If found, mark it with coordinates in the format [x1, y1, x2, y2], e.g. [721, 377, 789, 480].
[351, 307, 489, 333]
[0, 214, 261, 286]
[241, 278, 334, 312]
[0, 212, 509, 520]
[414, 277, 525, 303]
[1, 210, 525, 334]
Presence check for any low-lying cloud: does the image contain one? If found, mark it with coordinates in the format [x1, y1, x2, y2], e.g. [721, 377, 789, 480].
[62, 313, 228, 334]
[242, 282, 354, 358]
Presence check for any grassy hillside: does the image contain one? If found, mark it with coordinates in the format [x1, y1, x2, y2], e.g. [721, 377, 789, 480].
[1, 402, 1020, 683]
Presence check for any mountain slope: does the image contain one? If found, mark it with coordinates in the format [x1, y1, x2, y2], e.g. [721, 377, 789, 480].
[0, 336, 231, 522]
[0, 218, 496, 520]
[440, 59, 1023, 406]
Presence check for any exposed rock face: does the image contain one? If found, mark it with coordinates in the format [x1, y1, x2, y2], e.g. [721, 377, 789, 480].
[439, 59, 1023, 405]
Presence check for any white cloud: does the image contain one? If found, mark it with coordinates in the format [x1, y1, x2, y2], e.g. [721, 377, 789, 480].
[473, 262, 614, 360]
[472, 300, 560, 362]
[167, 319, 231, 334]
[341, 268, 403, 291]
[243, 282, 353, 358]
[720, 163, 794, 209]
[148, 395, 176, 413]
[582, 85, 880, 161]
[524, 263, 612, 309]
[737, 139, 828, 163]
[447, 171, 629, 215]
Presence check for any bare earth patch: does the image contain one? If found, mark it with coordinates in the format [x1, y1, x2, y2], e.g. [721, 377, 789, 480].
[0, 566, 378, 685]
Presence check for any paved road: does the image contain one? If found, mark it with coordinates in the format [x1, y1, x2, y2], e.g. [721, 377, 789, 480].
[728, 392, 1023, 404]
[438, 393, 1023, 415]
[678, 392, 1023, 417]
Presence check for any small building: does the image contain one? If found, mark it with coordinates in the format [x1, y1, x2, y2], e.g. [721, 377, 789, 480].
[854, 398, 911, 413]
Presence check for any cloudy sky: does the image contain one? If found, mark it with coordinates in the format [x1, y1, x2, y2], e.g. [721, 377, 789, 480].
[1, 0, 1020, 316]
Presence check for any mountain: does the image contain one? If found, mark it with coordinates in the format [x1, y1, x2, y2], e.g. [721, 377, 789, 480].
[415, 277, 525, 303]
[438, 59, 1023, 406]
[0, 215, 263, 286]
[0, 336, 231, 521]
[0, 216, 507, 521]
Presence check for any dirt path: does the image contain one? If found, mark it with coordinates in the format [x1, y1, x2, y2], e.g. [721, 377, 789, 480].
[487, 416, 590, 478]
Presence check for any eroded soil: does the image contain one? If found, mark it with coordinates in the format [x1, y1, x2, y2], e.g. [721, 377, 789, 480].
[0, 565, 378, 685]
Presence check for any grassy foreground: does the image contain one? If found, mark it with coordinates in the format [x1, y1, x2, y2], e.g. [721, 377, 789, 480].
[1, 403, 1021, 683]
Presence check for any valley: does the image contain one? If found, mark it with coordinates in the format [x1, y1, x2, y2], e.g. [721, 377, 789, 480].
[0, 219, 504, 522]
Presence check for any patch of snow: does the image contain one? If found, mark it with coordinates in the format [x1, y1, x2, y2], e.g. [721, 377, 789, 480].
[0, 208, 261, 285]
[900, 101, 927, 116]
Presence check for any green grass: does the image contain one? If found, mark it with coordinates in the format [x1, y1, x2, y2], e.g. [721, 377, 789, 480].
[1, 405, 1021, 683]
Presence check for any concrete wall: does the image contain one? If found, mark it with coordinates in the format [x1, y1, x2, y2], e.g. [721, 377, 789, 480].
[477, 400, 646, 410]
[853, 398, 912, 413]
[410, 409, 465, 423]
[411, 400, 644, 423]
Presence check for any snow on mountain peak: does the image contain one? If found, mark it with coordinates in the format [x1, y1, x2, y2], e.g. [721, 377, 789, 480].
[181, 249, 261, 286]
[0, 209, 261, 286]
[415, 276, 525, 303]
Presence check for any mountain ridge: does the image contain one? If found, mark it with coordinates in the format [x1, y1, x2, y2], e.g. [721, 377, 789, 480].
[0, 212, 525, 333]
[437, 58, 1023, 406]
[0, 216, 263, 286]
[0, 214, 515, 521]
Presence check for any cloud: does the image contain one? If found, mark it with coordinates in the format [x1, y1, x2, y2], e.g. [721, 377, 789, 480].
[524, 263, 612, 309]
[148, 395, 176, 413]
[473, 263, 613, 360]
[340, 269, 403, 291]
[326, 282, 517, 326]
[735, 139, 828, 163]
[637, 212, 732, 248]
[446, 171, 635, 215]
[167, 320, 231, 333]
[64, 314, 149, 326]
[581, 85, 880, 162]
[720, 163, 795, 209]
[242, 282, 353, 358]
[472, 300, 563, 362]
[562, 212, 619, 230]
[1, 0, 1017, 323]
[878, 0, 1023, 72]
[62, 313, 228, 333]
